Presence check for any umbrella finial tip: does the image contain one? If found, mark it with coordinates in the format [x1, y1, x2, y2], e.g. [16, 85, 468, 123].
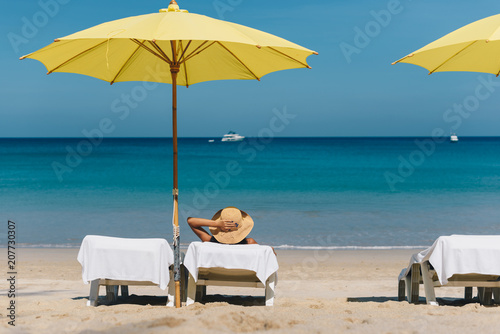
[163, 0, 188, 13]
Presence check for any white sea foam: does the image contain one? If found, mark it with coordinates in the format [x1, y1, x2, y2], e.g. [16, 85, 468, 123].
[0, 243, 430, 250]
[3, 243, 80, 248]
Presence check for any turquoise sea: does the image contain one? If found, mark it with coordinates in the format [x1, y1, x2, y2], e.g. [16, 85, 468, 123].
[1, 137, 500, 249]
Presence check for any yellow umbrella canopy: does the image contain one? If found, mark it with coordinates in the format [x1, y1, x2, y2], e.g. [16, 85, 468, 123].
[21, 2, 316, 85]
[21, 0, 317, 308]
[392, 13, 500, 76]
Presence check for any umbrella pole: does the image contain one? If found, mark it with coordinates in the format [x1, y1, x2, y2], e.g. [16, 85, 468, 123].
[171, 63, 181, 308]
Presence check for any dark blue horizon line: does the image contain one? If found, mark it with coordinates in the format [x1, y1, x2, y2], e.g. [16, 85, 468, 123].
[1, 136, 500, 140]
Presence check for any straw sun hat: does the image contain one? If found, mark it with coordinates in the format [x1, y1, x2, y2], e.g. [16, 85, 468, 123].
[209, 207, 254, 244]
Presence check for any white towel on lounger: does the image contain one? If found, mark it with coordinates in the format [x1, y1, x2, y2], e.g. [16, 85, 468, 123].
[77, 235, 174, 290]
[402, 235, 500, 284]
[183, 241, 278, 285]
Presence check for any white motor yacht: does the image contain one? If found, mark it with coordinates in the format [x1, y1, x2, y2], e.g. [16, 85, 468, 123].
[221, 131, 245, 142]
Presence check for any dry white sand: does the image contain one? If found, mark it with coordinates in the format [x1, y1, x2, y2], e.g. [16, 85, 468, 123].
[1, 248, 499, 333]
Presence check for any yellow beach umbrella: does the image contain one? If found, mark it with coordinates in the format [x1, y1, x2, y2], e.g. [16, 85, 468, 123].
[20, 0, 317, 307]
[392, 13, 500, 75]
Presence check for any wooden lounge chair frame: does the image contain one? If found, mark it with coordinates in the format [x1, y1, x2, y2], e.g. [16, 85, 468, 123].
[398, 262, 500, 305]
[186, 267, 277, 306]
[86, 263, 191, 307]
[87, 268, 177, 307]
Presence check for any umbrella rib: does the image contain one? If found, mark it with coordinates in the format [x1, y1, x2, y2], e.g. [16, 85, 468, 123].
[268, 47, 312, 69]
[131, 39, 171, 64]
[217, 42, 260, 80]
[392, 54, 412, 65]
[110, 43, 142, 85]
[46, 40, 108, 74]
[179, 41, 190, 87]
[429, 40, 478, 74]
[178, 40, 192, 64]
[149, 40, 173, 64]
[182, 41, 214, 63]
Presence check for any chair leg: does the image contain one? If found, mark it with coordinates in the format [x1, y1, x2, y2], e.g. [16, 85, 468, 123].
[106, 285, 118, 303]
[186, 273, 197, 306]
[181, 264, 189, 303]
[410, 263, 420, 304]
[166, 268, 175, 307]
[398, 278, 406, 301]
[201, 286, 206, 299]
[195, 285, 206, 302]
[493, 288, 500, 304]
[484, 288, 493, 305]
[120, 285, 129, 298]
[420, 262, 438, 306]
[87, 279, 100, 307]
[478, 287, 493, 306]
[465, 287, 473, 300]
[265, 273, 276, 306]
[405, 275, 411, 302]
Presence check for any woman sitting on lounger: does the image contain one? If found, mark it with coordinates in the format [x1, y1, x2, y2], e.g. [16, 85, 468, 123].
[187, 206, 257, 245]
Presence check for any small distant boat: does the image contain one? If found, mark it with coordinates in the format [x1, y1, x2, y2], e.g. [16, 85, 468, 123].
[208, 139, 215, 143]
[221, 131, 245, 142]
[450, 133, 458, 142]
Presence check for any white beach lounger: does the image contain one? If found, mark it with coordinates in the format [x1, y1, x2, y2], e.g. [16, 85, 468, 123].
[183, 242, 279, 306]
[77, 235, 175, 307]
[398, 235, 500, 305]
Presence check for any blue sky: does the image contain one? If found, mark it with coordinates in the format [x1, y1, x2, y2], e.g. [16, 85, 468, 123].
[2, 0, 500, 137]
